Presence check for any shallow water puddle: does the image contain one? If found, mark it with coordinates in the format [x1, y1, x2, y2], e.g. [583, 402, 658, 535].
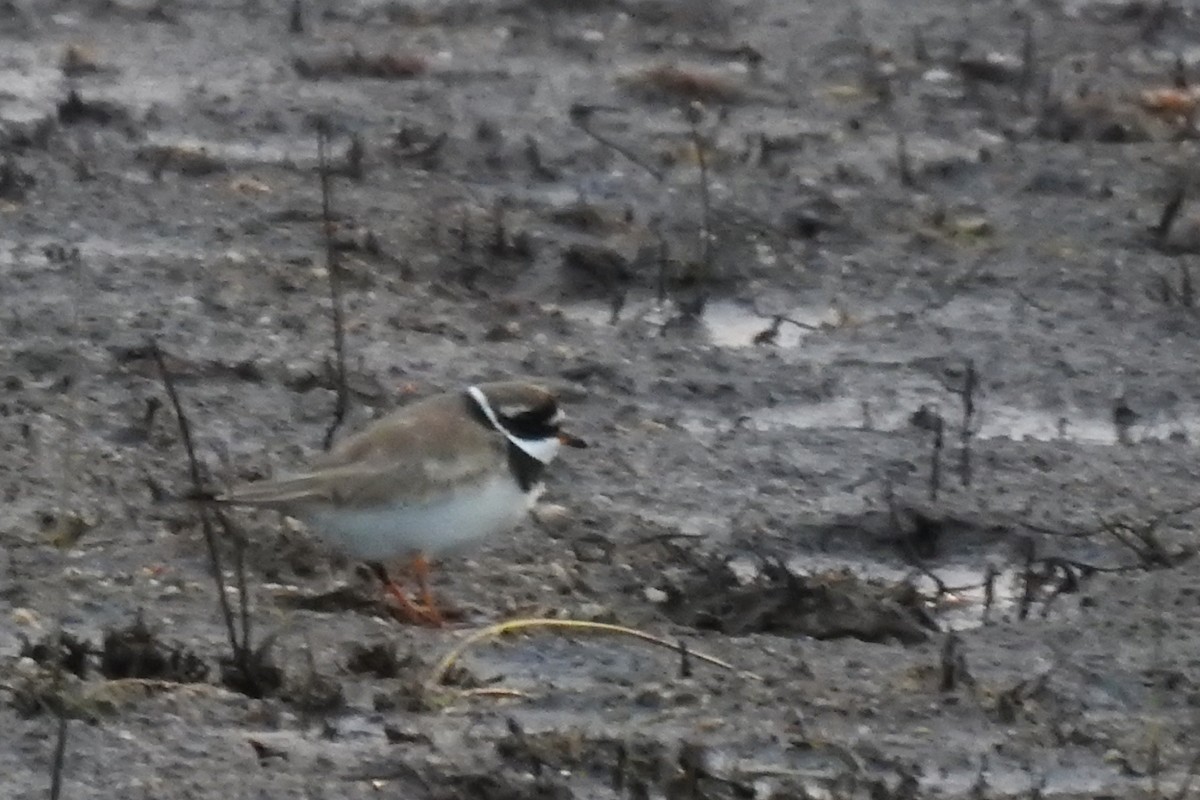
[142, 132, 320, 167]
[733, 555, 1037, 631]
[559, 299, 839, 347]
[747, 398, 1195, 446]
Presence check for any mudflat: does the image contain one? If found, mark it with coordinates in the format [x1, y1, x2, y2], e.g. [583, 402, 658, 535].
[5, 1, 1200, 797]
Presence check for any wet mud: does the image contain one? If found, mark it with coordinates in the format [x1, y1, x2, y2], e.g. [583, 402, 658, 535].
[6, 1, 1200, 797]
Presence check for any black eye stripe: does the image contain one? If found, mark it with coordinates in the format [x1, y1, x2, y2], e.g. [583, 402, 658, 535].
[500, 404, 559, 438]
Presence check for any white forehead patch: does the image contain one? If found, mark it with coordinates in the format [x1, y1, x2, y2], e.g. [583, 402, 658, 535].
[467, 385, 562, 465]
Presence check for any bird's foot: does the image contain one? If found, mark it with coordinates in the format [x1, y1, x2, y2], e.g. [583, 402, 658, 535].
[382, 580, 444, 627]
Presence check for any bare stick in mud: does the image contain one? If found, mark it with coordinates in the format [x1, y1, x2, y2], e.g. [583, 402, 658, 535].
[1154, 180, 1186, 245]
[569, 103, 665, 182]
[685, 102, 713, 282]
[488, 199, 507, 258]
[458, 205, 471, 254]
[896, 129, 914, 188]
[47, 630, 69, 800]
[150, 339, 242, 661]
[982, 563, 996, 625]
[1019, 12, 1037, 110]
[288, 0, 303, 34]
[1017, 536, 1036, 621]
[655, 222, 670, 307]
[317, 119, 350, 450]
[938, 633, 971, 692]
[609, 286, 626, 325]
[345, 131, 365, 181]
[215, 512, 252, 664]
[932, 415, 943, 500]
[48, 713, 67, 800]
[912, 25, 928, 63]
[958, 360, 977, 487]
[914, 407, 945, 501]
[150, 344, 273, 696]
[677, 639, 693, 679]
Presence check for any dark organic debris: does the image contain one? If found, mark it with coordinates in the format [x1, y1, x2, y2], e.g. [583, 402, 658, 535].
[561, 241, 634, 290]
[219, 647, 284, 699]
[619, 63, 746, 104]
[56, 90, 127, 126]
[137, 145, 227, 177]
[372, 677, 445, 714]
[0, 157, 35, 202]
[295, 50, 428, 80]
[494, 731, 666, 792]
[275, 584, 387, 615]
[957, 51, 1023, 85]
[283, 668, 344, 715]
[662, 558, 937, 644]
[430, 772, 573, 800]
[345, 641, 409, 679]
[60, 44, 108, 76]
[248, 738, 289, 765]
[19, 631, 92, 679]
[100, 615, 209, 683]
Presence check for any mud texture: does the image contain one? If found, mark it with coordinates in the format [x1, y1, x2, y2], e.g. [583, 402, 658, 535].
[6, 1, 1200, 798]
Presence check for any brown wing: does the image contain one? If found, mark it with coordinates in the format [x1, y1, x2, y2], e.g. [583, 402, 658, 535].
[219, 392, 505, 511]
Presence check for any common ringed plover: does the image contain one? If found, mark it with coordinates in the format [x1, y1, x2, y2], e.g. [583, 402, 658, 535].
[215, 381, 586, 625]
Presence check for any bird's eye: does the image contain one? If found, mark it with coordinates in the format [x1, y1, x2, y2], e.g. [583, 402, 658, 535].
[500, 403, 560, 438]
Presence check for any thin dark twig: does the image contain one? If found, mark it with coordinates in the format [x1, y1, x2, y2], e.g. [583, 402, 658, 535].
[1019, 12, 1036, 111]
[149, 339, 242, 659]
[215, 511, 252, 659]
[1017, 537, 1037, 621]
[929, 414, 944, 501]
[981, 563, 996, 625]
[318, 121, 349, 450]
[686, 103, 713, 277]
[1154, 181, 1186, 244]
[1013, 287, 1055, 313]
[958, 360, 977, 487]
[47, 625, 70, 800]
[49, 708, 68, 800]
[897, 129, 914, 187]
[655, 223, 669, 307]
[749, 300, 820, 332]
[678, 639, 693, 679]
[569, 104, 665, 182]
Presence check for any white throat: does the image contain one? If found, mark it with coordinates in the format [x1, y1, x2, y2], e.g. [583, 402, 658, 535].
[467, 385, 561, 464]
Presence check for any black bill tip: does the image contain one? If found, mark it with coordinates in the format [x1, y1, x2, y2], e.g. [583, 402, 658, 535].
[557, 431, 589, 448]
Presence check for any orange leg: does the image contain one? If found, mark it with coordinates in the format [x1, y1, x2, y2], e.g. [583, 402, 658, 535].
[410, 553, 443, 627]
[368, 560, 443, 627]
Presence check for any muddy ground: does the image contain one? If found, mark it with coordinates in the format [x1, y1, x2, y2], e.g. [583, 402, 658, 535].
[6, 0, 1200, 797]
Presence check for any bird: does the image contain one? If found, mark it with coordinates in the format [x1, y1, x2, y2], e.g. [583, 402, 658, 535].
[212, 381, 587, 625]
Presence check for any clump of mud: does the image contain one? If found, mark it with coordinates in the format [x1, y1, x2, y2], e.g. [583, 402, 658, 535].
[18, 615, 210, 682]
[345, 641, 407, 678]
[661, 558, 937, 644]
[218, 648, 284, 699]
[493, 726, 763, 800]
[19, 631, 92, 679]
[100, 615, 209, 682]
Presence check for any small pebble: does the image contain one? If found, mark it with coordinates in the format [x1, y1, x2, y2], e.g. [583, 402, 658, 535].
[11, 608, 41, 628]
[532, 503, 572, 533]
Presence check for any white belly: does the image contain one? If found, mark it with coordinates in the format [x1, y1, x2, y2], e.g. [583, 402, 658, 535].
[302, 474, 540, 561]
